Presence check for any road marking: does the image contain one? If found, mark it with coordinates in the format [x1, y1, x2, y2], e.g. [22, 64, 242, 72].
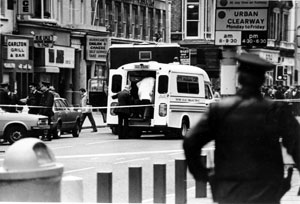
[51, 145, 73, 149]
[86, 140, 118, 145]
[56, 149, 183, 159]
[168, 152, 183, 156]
[114, 157, 150, 164]
[64, 167, 95, 174]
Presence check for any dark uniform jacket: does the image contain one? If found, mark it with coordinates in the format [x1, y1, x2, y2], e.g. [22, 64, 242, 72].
[112, 89, 131, 116]
[0, 88, 10, 112]
[39, 90, 54, 117]
[27, 90, 42, 114]
[183, 88, 300, 203]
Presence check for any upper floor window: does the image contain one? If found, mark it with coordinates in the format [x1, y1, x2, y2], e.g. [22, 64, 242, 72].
[282, 11, 289, 42]
[185, 0, 215, 39]
[33, 0, 54, 19]
[0, 0, 5, 18]
[269, 8, 280, 40]
[69, 0, 74, 24]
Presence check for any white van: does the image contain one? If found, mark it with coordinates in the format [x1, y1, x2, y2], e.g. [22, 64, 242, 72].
[107, 61, 215, 139]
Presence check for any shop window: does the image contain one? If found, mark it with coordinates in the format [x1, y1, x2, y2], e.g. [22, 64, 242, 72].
[185, 0, 215, 39]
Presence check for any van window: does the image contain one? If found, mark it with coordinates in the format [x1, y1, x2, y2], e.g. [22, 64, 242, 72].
[158, 75, 168, 94]
[177, 75, 199, 94]
[112, 75, 122, 93]
[205, 84, 213, 99]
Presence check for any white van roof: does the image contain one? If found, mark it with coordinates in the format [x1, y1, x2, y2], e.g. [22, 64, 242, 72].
[118, 61, 211, 82]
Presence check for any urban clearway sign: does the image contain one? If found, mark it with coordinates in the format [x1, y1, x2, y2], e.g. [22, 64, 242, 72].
[215, 0, 269, 46]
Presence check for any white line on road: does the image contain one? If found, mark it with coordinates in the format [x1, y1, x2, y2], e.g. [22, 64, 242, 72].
[114, 157, 150, 164]
[64, 167, 95, 174]
[86, 140, 118, 145]
[56, 149, 183, 159]
[51, 145, 73, 149]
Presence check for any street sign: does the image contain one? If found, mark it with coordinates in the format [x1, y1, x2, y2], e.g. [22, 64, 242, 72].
[241, 31, 267, 46]
[215, 9, 268, 31]
[217, 0, 269, 8]
[215, 0, 268, 47]
[215, 31, 241, 46]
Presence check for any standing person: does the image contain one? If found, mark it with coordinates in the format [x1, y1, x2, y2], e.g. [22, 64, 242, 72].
[79, 88, 97, 132]
[112, 85, 132, 139]
[183, 53, 300, 204]
[39, 81, 54, 141]
[0, 82, 11, 112]
[26, 82, 42, 114]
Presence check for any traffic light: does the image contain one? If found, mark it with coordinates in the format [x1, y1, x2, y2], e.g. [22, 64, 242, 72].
[276, 65, 287, 81]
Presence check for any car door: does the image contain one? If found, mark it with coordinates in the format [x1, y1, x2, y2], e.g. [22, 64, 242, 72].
[53, 99, 69, 130]
[61, 99, 78, 129]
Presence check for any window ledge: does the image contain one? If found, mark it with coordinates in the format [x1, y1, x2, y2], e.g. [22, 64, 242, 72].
[0, 16, 9, 21]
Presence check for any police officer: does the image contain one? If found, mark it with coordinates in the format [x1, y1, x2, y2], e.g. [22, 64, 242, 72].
[183, 53, 300, 204]
[39, 81, 54, 141]
[0, 82, 11, 112]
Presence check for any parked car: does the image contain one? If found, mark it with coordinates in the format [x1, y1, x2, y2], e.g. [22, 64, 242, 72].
[52, 98, 82, 139]
[0, 109, 50, 144]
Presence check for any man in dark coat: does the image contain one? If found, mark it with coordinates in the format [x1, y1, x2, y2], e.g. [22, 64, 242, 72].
[112, 85, 132, 139]
[26, 82, 42, 114]
[183, 53, 300, 204]
[0, 82, 11, 112]
[39, 81, 54, 141]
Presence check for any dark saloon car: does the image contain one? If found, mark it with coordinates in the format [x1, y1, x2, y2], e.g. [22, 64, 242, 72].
[52, 98, 82, 138]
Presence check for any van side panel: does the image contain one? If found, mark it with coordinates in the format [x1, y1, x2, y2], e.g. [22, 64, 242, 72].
[167, 73, 207, 128]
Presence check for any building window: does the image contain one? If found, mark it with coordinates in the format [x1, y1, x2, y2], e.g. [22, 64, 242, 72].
[57, 0, 63, 23]
[33, 0, 54, 19]
[115, 2, 122, 37]
[80, 0, 84, 24]
[269, 8, 280, 40]
[185, 0, 215, 39]
[282, 11, 289, 41]
[0, 0, 5, 18]
[69, 0, 74, 24]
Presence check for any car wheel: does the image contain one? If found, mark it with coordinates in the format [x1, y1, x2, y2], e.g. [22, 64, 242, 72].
[72, 121, 80, 137]
[5, 125, 27, 144]
[53, 122, 62, 139]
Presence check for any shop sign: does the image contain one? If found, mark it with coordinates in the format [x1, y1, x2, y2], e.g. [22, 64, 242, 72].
[180, 47, 190, 65]
[34, 35, 54, 48]
[45, 46, 75, 68]
[86, 36, 109, 62]
[18, 0, 33, 15]
[7, 39, 29, 60]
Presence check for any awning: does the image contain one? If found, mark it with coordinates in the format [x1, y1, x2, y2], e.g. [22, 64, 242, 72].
[35, 66, 60, 73]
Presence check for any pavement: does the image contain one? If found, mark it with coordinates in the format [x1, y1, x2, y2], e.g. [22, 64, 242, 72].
[82, 111, 300, 204]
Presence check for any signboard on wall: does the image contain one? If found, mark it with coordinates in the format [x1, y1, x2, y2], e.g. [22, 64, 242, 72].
[86, 36, 110, 62]
[45, 46, 75, 68]
[7, 39, 29, 60]
[215, 0, 268, 47]
[18, 0, 33, 15]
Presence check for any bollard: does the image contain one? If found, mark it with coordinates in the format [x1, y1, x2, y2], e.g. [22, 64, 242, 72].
[175, 159, 187, 204]
[97, 172, 113, 203]
[61, 175, 83, 202]
[195, 155, 207, 198]
[129, 166, 142, 203]
[153, 163, 166, 203]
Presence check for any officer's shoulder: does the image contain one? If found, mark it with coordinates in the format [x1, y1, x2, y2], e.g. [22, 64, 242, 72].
[212, 96, 241, 109]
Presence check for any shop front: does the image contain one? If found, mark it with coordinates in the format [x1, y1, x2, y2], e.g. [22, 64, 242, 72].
[0, 34, 34, 99]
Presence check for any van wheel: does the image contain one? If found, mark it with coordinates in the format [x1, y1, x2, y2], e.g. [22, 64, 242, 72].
[177, 120, 188, 138]
[128, 128, 142, 139]
[111, 126, 118, 135]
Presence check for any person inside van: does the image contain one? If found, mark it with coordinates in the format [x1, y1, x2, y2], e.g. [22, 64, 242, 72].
[136, 77, 155, 120]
